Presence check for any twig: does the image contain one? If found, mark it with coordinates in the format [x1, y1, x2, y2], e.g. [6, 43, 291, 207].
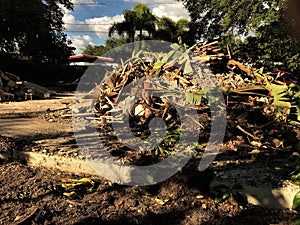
[105, 96, 115, 110]
[66, 199, 83, 206]
[46, 107, 70, 112]
[198, 41, 219, 49]
[227, 44, 232, 59]
[67, 113, 95, 117]
[15, 207, 38, 225]
[236, 125, 258, 140]
[257, 121, 274, 129]
[186, 114, 205, 129]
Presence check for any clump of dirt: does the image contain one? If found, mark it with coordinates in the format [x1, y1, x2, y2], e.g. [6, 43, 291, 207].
[0, 135, 34, 151]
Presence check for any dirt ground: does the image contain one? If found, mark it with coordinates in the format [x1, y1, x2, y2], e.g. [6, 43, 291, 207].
[0, 93, 299, 225]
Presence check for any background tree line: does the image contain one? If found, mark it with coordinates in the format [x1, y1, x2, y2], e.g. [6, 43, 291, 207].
[0, 0, 298, 74]
[182, 0, 300, 73]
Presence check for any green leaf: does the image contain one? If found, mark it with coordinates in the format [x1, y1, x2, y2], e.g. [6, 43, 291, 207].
[170, 43, 180, 51]
[178, 51, 189, 62]
[183, 61, 193, 74]
[294, 104, 300, 121]
[131, 49, 136, 58]
[60, 178, 94, 192]
[185, 92, 193, 104]
[201, 87, 210, 95]
[153, 61, 164, 70]
[271, 84, 291, 107]
[161, 53, 172, 64]
[177, 36, 182, 45]
[258, 67, 264, 74]
[63, 191, 76, 197]
[292, 191, 300, 211]
[215, 193, 229, 204]
[294, 218, 300, 225]
[155, 146, 170, 156]
[292, 171, 300, 181]
[185, 91, 204, 105]
[292, 181, 300, 186]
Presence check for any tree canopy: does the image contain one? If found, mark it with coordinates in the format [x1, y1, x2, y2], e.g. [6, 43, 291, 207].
[108, 3, 190, 44]
[0, 0, 74, 65]
[153, 17, 190, 43]
[109, 3, 156, 42]
[182, 0, 285, 40]
[181, 0, 300, 72]
[83, 37, 127, 56]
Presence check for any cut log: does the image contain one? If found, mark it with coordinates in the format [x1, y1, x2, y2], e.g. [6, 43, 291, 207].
[4, 72, 20, 81]
[227, 59, 253, 76]
[0, 71, 20, 82]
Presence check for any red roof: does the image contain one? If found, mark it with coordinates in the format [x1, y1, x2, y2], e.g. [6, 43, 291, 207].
[69, 55, 114, 63]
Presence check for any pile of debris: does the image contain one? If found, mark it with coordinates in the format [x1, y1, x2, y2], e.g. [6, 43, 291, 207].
[71, 41, 299, 164]
[78, 40, 299, 130]
[88, 41, 254, 122]
[0, 69, 53, 102]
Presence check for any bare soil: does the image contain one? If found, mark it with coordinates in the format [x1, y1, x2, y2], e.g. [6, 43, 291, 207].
[0, 93, 299, 225]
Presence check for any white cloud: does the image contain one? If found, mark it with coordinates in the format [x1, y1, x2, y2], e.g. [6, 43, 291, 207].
[124, 0, 190, 21]
[69, 35, 95, 53]
[63, 10, 124, 38]
[63, 11, 89, 36]
[86, 15, 124, 38]
[63, 12, 76, 24]
[152, 2, 190, 21]
[63, 11, 124, 53]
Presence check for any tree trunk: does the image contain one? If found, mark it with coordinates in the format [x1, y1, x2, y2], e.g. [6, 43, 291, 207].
[140, 29, 143, 40]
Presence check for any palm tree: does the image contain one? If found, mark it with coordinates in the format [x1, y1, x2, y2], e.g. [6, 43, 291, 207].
[109, 3, 156, 42]
[153, 17, 178, 41]
[132, 3, 156, 40]
[153, 17, 190, 43]
[109, 10, 136, 42]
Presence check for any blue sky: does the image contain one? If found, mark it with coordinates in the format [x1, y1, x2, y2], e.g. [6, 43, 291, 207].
[63, 0, 190, 54]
